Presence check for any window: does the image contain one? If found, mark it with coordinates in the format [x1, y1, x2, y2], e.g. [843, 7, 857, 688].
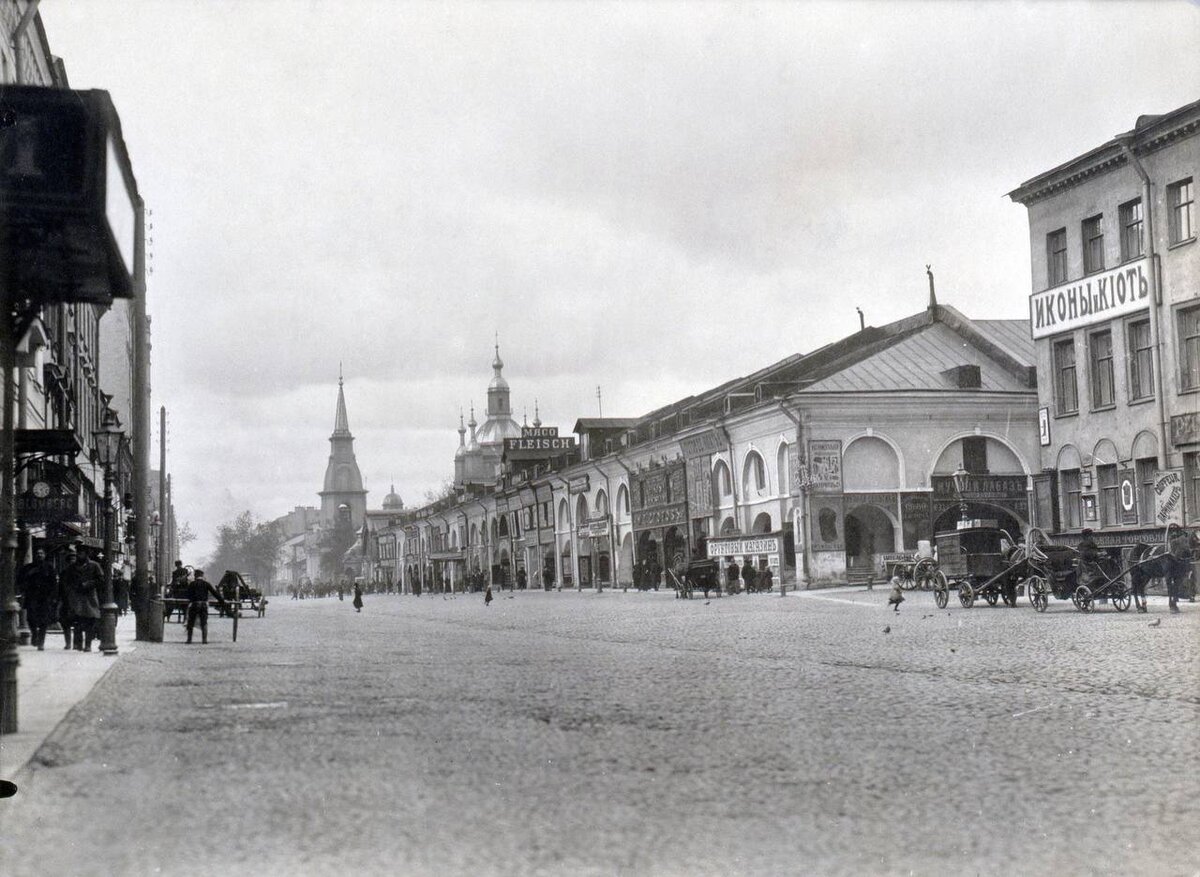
[962, 436, 988, 473]
[1119, 198, 1143, 261]
[1169, 177, 1194, 244]
[1097, 464, 1118, 527]
[1089, 329, 1114, 408]
[1054, 337, 1078, 414]
[1180, 304, 1200, 391]
[1061, 469, 1082, 529]
[1136, 457, 1156, 524]
[1046, 228, 1068, 287]
[1186, 452, 1200, 523]
[1082, 215, 1104, 274]
[1127, 319, 1153, 401]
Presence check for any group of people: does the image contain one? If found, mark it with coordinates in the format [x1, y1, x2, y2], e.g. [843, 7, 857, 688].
[17, 543, 112, 652]
[723, 557, 774, 594]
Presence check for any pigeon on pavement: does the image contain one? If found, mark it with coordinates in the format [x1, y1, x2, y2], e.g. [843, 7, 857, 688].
[1149, 618, 1162, 627]
[883, 625, 891, 634]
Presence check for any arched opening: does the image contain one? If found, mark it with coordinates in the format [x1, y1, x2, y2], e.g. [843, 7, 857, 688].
[595, 489, 609, 517]
[664, 526, 687, 579]
[932, 502, 1023, 539]
[559, 539, 573, 587]
[636, 531, 660, 590]
[558, 499, 570, 532]
[713, 460, 733, 501]
[617, 484, 630, 519]
[618, 532, 634, 587]
[498, 516, 509, 538]
[742, 451, 767, 496]
[751, 512, 773, 533]
[720, 516, 737, 534]
[844, 504, 896, 577]
[777, 443, 791, 496]
[576, 494, 590, 527]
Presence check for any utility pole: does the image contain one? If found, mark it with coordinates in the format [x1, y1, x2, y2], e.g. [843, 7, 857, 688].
[133, 201, 160, 642]
[596, 385, 602, 417]
[158, 405, 166, 588]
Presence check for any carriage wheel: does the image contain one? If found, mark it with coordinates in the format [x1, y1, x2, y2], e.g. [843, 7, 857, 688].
[912, 560, 935, 590]
[1028, 576, 1049, 613]
[934, 574, 949, 609]
[1112, 584, 1131, 613]
[958, 582, 976, 609]
[985, 591, 999, 607]
[1074, 585, 1094, 613]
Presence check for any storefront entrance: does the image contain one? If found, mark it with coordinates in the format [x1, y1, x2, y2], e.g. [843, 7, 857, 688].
[845, 504, 895, 577]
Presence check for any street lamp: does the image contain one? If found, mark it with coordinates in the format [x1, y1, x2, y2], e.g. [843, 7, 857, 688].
[952, 464, 970, 525]
[92, 409, 124, 656]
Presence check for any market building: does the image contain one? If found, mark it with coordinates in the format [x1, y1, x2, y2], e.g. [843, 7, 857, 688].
[1008, 99, 1200, 546]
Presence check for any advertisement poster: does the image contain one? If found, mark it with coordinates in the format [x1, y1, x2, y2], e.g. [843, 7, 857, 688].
[1154, 469, 1184, 526]
[807, 440, 843, 493]
[810, 495, 844, 552]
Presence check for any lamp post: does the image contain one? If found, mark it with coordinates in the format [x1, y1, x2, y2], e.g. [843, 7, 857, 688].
[952, 464, 970, 526]
[93, 409, 124, 656]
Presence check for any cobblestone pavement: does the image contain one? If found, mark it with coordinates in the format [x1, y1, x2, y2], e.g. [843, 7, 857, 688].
[0, 589, 1196, 877]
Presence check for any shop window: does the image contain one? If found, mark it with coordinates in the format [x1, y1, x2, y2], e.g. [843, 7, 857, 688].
[1089, 329, 1114, 408]
[1054, 337, 1078, 414]
[1046, 228, 1067, 287]
[1119, 198, 1143, 262]
[1179, 304, 1200, 391]
[1082, 215, 1104, 275]
[1136, 457, 1156, 525]
[1061, 469, 1082, 530]
[1097, 465, 1118, 527]
[1169, 177, 1194, 244]
[1127, 319, 1153, 401]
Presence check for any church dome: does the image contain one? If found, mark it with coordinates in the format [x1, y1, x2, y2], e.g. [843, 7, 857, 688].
[476, 416, 522, 445]
[382, 484, 403, 510]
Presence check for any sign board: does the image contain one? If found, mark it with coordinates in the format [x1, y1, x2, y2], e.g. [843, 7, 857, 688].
[503, 435, 577, 460]
[706, 534, 782, 558]
[686, 454, 713, 515]
[0, 85, 138, 305]
[578, 517, 610, 539]
[788, 443, 803, 493]
[632, 504, 687, 530]
[1170, 412, 1200, 447]
[1029, 258, 1149, 340]
[810, 495, 844, 552]
[1153, 469, 1184, 526]
[1118, 468, 1138, 525]
[900, 492, 932, 549]
[807, 440, 843, 493]
[567, 474, 590, 494]
[1038, 407, 1051, 447]
[522, 426, 558, 439]
[679, 429, 722, 457]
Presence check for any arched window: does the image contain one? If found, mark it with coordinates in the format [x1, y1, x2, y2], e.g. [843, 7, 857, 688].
[558, 499, 570, 531]
[713, 460, 733, 498]
[595, 490, 609, 517]
[576, 494, 590, 527]
[617, 484, 630, 518]
[743, 451, 767, 495]
[777, 443, 791, 496]
[843, 436, 900, 490]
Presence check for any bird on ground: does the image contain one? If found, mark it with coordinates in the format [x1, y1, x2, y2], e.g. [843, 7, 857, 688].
[704, 601, 711, 606]
[1149, 618, 1162, 628]
[950, 647, 957, 653]
[883, 626, 891, 634]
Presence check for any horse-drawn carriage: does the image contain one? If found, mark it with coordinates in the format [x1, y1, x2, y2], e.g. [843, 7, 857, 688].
[673, 558, 721, 599]
[932, 523, 1024, 609]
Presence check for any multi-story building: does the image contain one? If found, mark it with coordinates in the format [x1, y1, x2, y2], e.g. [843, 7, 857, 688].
[1009, 99, 1200, 546]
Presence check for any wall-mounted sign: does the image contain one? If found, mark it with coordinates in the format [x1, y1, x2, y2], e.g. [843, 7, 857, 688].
[1153, 469, 1184, 526]
[1082, 494, 1097, 522]
[567, 474, 590, 494]
[632, 504, 687, 530]
[706, 534, 782, 558]
[810, 495, 844, 552]
[807, 440, 843, 494]
[578, 517, 610, 538]
[1029, 258, 1149, 340]
[679, 429, 722, 457]
[1118, 469, 1138, 525]
[503, 435, 577, 459]
[1038, 407, 1051, 447]
[522, 426, 558, 439]
[686, 454, 713, 515]
[1170, 412, 1200, 447]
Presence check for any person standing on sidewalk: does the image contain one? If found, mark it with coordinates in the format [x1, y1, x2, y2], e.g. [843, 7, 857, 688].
[61, 546, 103, 651]
[185, 570, 226, 644]
[18, 548, 58, 650]
[352, 581, 364, 612]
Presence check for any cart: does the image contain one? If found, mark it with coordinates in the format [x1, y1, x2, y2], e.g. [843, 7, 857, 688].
[889, 554, 941, 591]
[932, 523, 1022, 609]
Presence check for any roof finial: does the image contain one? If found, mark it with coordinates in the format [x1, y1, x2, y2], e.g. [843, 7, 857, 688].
[926, 263, 937, 309]
[339, 361, 343, 387]
[533, 398, 541, 428]
[523, 406, 528, 427]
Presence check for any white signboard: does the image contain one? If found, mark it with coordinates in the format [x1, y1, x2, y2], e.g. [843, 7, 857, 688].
[1038, 407, 1051, 447]
[706, 535, 781, 558]
[1153, 469, 1184, 527]
[1029, 259, 1149, 340]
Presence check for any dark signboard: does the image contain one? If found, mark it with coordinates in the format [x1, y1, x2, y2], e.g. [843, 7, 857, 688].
[503, 436, 577, 460]
[931, 474, 1029, 521]
[686, 454, 713, 515]
[679, 429, 722, 457]
[1171, 412, 1200, 447]
[632, 460, 689, 532]
[810, 495, 844, 552]
[807, 440, 842, 493]
[0, 85, 138, 305]
[632, 504, 688, 530]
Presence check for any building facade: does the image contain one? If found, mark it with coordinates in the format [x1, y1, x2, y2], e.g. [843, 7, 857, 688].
[1009, 99, 1200, 546]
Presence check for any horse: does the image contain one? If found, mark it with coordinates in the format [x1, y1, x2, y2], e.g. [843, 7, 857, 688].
[1129, 529, 1198, 613]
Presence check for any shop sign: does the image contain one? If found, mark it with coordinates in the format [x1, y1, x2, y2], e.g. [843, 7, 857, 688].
[16, 471, 82, 523]
[932, 474, 1027, 500]
[807, 440, 842, 493]
[494, 497, 509, 513]
[567, 474, 590, 494]
[810, 495, 844, 552]
[1118, 468, 1138, 525]
[578, 517, 610, 538]
[504, 435, 576, 455]
[632, 503, 687, 530]
[788, 443, 802, 493]
[1038, 407, 1051, 447]
[679, 429, 722, 457]
[1170, 412, 1200, 447]
[1153, 469, 1184, 526]
[523, 426, 558, 439]
[1029, 258, 1149, 339]
[706, 534, 781, 558]
[686, 454, 713, 515]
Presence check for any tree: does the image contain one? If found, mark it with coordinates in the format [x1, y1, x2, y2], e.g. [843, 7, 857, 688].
[177, 521, 197, 551]
[208, 511, 284, 586]
[424, 478, 457, 505]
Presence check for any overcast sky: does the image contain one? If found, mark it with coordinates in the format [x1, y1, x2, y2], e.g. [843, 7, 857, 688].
[39, 1, 1200, 562]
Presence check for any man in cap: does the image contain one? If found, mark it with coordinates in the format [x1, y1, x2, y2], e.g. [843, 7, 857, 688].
[185, 569, 226, 644]
[18, 548, 58, 650]
[60, 545, 103, 651]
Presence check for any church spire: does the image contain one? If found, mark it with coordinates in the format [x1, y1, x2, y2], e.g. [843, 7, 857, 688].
[333, 369, 351, 436]
[532, 399, 542, 428]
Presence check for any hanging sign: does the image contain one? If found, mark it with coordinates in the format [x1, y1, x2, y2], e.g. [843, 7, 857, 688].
[1153, 469, 1184, 526]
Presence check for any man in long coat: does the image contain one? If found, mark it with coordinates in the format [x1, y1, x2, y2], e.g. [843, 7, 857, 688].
[60, 546, 103, 651]
[18, 548, 58, 650]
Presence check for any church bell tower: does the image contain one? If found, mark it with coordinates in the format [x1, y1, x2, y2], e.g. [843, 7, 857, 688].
[319, 370, 368, 529]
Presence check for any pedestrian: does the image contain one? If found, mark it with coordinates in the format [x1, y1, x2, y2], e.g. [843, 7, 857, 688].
[18, 548, 58, 650]
[352, 581, 364, 612]
[484, 582, 493, 606]
[114, 566, 130, 616]
[60, 546, 103, 651]
[758, 563, 774, 593]
[887, 576, 905, 612]
[517, 568, 527, 590]
[185, 569, 226, 644]
[742, 559, 758, 593]
[725, 558, 740, 594]
[169, 559, 190, 598]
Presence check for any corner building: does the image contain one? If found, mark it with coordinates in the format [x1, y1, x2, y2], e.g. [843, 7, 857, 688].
[1009, 99, 1200, 545]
